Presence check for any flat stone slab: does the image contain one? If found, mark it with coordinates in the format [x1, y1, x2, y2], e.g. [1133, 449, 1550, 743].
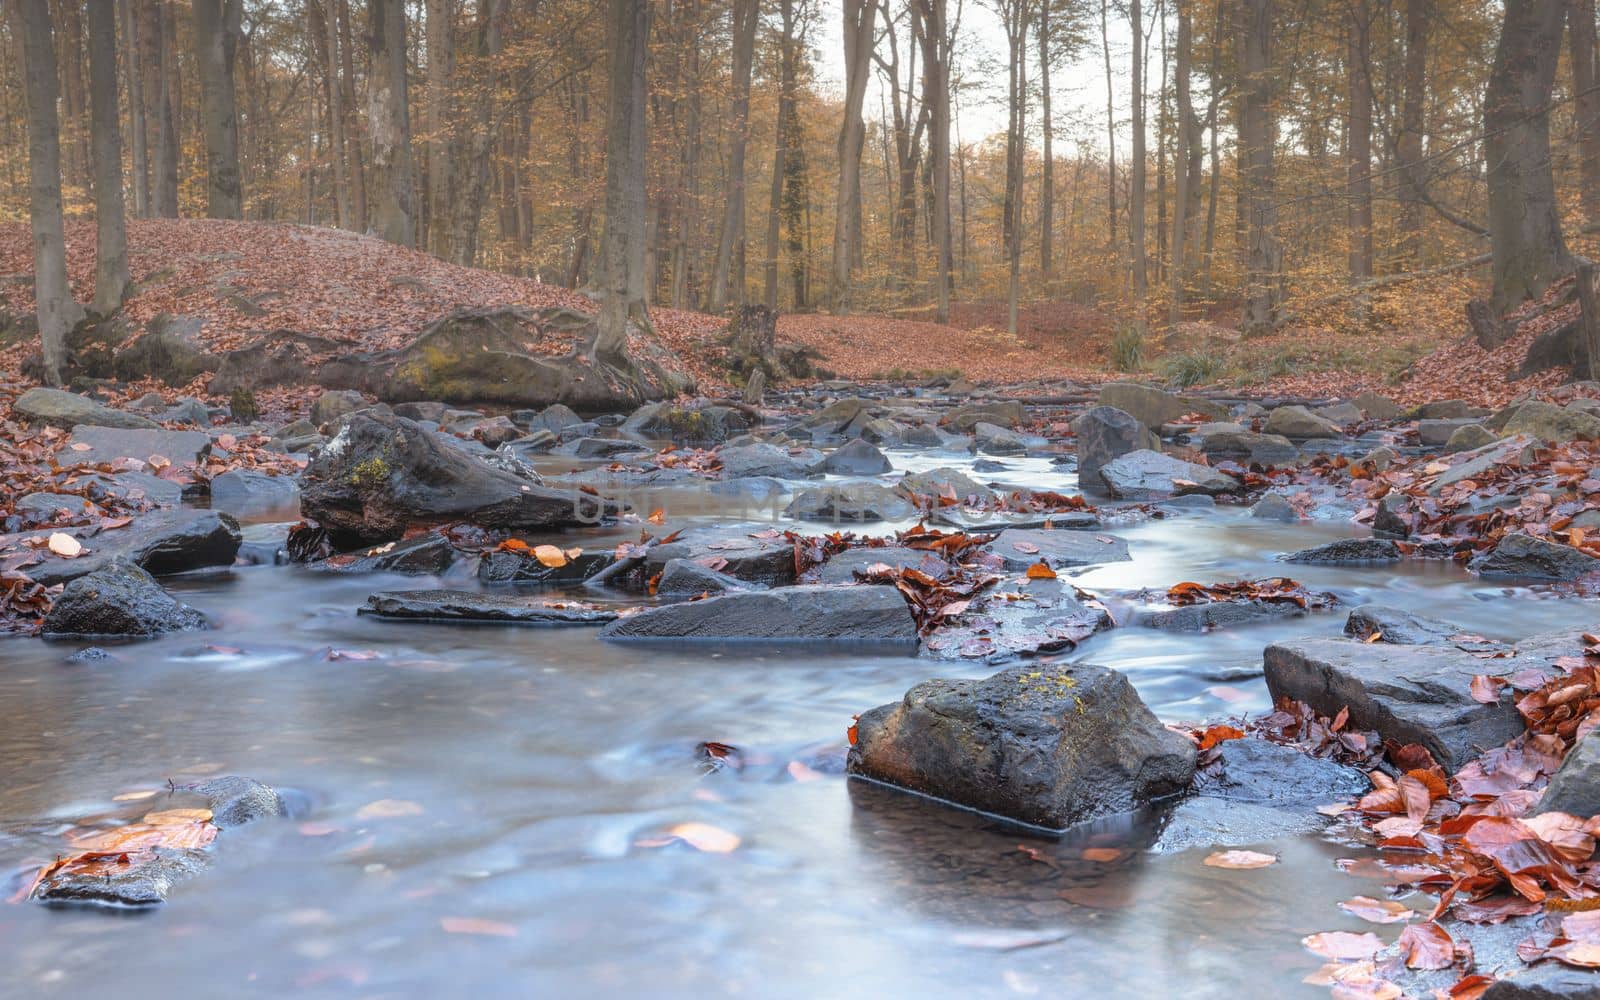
[599, 584, 917, 643]
[1264, 629, 1589, 770]
[1097, 449, 1238, 500]
[923, 579, 1113, 661]
[1137, 599, 1315, 632]
[981, 528, 1130, 571]
[360, 589, 618, 625]
[1283, 538, 1401, 565]
[62, 426, 212, 467]
[816, 546, 945, 584]
[930, 508, 1101, 532]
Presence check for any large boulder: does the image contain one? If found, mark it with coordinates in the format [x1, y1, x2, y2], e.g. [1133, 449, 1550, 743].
[973, 421, 1027, 455]
[1263, 630, 1583, 770]
[1470, 533, 1600, 581]
[41, 560, 208, 637]
[655, 558, 759, 597]
[310, 389, 367, 427]
[598, 585, 918, 643]
[15, 388, 159, 430]
[359, 589, 618, 625]
[61, 426, 212, 467]
[1097, 449, 1237, 500]
[1419, 418, 1480, 447]
[298, 412, 615, 549]
[1353, 392, 1405, 421]
[847, 662, 1196, 831]
[821, 438, 892, 475]
[214, 307, 692, 411]
[786, 483, 915, 522]
[1264, 405, 1343, 440]
[26, 510, 243, 586]
[1097, 382, 1225, 429]
[1197, 426, 1298, 465]
[1500, 400, 1600, 443]
[621, 401, 756, 444]
[1075, 406, 1160, 486]
[982, 527, 1130, 571]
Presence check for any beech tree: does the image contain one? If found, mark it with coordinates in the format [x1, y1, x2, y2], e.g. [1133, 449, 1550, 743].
[595, 0, 651, 361]
[10, 0, 84, 385]
[369, 0, 418, 246]
[192, 0, 244, 218]
[88, 0, 132, 313]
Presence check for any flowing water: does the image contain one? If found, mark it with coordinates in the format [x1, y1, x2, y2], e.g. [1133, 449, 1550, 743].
[0, 448, 1591, 998]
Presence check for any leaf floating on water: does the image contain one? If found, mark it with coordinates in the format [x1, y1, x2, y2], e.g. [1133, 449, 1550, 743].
[46, 533, 82, 558]
[1338, 895, 1415, 924]
[1203, 849, 1277, 869]
[665, 822, 740, 853]
[440, 916, 518, 938]
[355, 799, 424, 820]
[1301, 930, 1384, 960]
[144, 808, 214, 825]
[1080, 847, 1123, 863]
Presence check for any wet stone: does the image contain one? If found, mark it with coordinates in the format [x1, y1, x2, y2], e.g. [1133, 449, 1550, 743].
[1282, 538, 1401, 565]
[599, 584, 917, 644]
[360, 590, 618, 626]
[847, 662, 1196, 832]
[982, 528, 1131, 572]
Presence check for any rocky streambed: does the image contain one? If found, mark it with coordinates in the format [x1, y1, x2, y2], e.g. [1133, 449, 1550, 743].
[2, 378, 1599, 997]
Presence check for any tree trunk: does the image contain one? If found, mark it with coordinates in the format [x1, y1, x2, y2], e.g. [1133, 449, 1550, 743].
[425, 0, 454, 256]
[140, 0, 179, 217]
[1169, 0, 1195, 325]
[1239, 0, 1280, 331]
[1100, 0, 1117, 246]
[89, 0, 132, 313]
[192, 0, 244, 218]
[339, 0, 368, 230]
[1577, 260, 1600, 380]
[1486, 0, 1570, 313]
[596, 0, 651, 360]
[448, 0, 508, 268]
[11, 0, 84, 385]
[1129, 0, 1148, 299]
[763, 0, 798, 309]
[1039, 0, 1054, 278]
[58, 0, 89, 189]
[1346, 0, 1373, 280]
[829, 0, 875, 312]
[368, 0, 417, 245]
[1397, 0, 1427, 261]
[707, 0, 761, 313]
[312, 0, 351, 227]
[1570, 0, 1600, 227]
[120, 0, 150, 218]
[1002, 0, 1027, 335]
[918, 0, 952, 323]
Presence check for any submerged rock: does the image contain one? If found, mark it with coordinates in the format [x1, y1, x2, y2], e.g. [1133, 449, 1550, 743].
[600, 585, 917, 643]
[208, 469, 300, 515]
[1470, 533, 1600, 581]
[360, 589, 618, 625]
[981, 527, 1130, 571]
[41, 560, 208, 638]
[476, 547, 609, 585]
[1282, 538, 1401, 565]
[299, 412, 615, 549]
[1248, 493, 1298, 521]
[785, 482, 915, 522]
[847, 662, 1196, 831]
[1342, 604, 1465, 645]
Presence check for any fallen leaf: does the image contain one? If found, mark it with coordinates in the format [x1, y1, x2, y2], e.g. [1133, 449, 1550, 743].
[1302, 930, 1385, 960]
[1025, 562, 1057, 580]
[1204, 849, 1277, 869]
[46, 532, 82, 557]
[1339, 895, 1415, 924]
[441, 916, 518, 937]
[666, 822, 740, 853]
[355, 799, 424, 820]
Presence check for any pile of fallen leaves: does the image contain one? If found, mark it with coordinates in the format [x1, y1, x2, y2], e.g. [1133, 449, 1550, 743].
[13, 794, 221, 904]
[848, 524, 1001, 633]
[1162, 577, 1337, 610]
[1283, 637, 1600, 997]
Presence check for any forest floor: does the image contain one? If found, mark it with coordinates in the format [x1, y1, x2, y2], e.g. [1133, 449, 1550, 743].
[0, 218, 1581, 410]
